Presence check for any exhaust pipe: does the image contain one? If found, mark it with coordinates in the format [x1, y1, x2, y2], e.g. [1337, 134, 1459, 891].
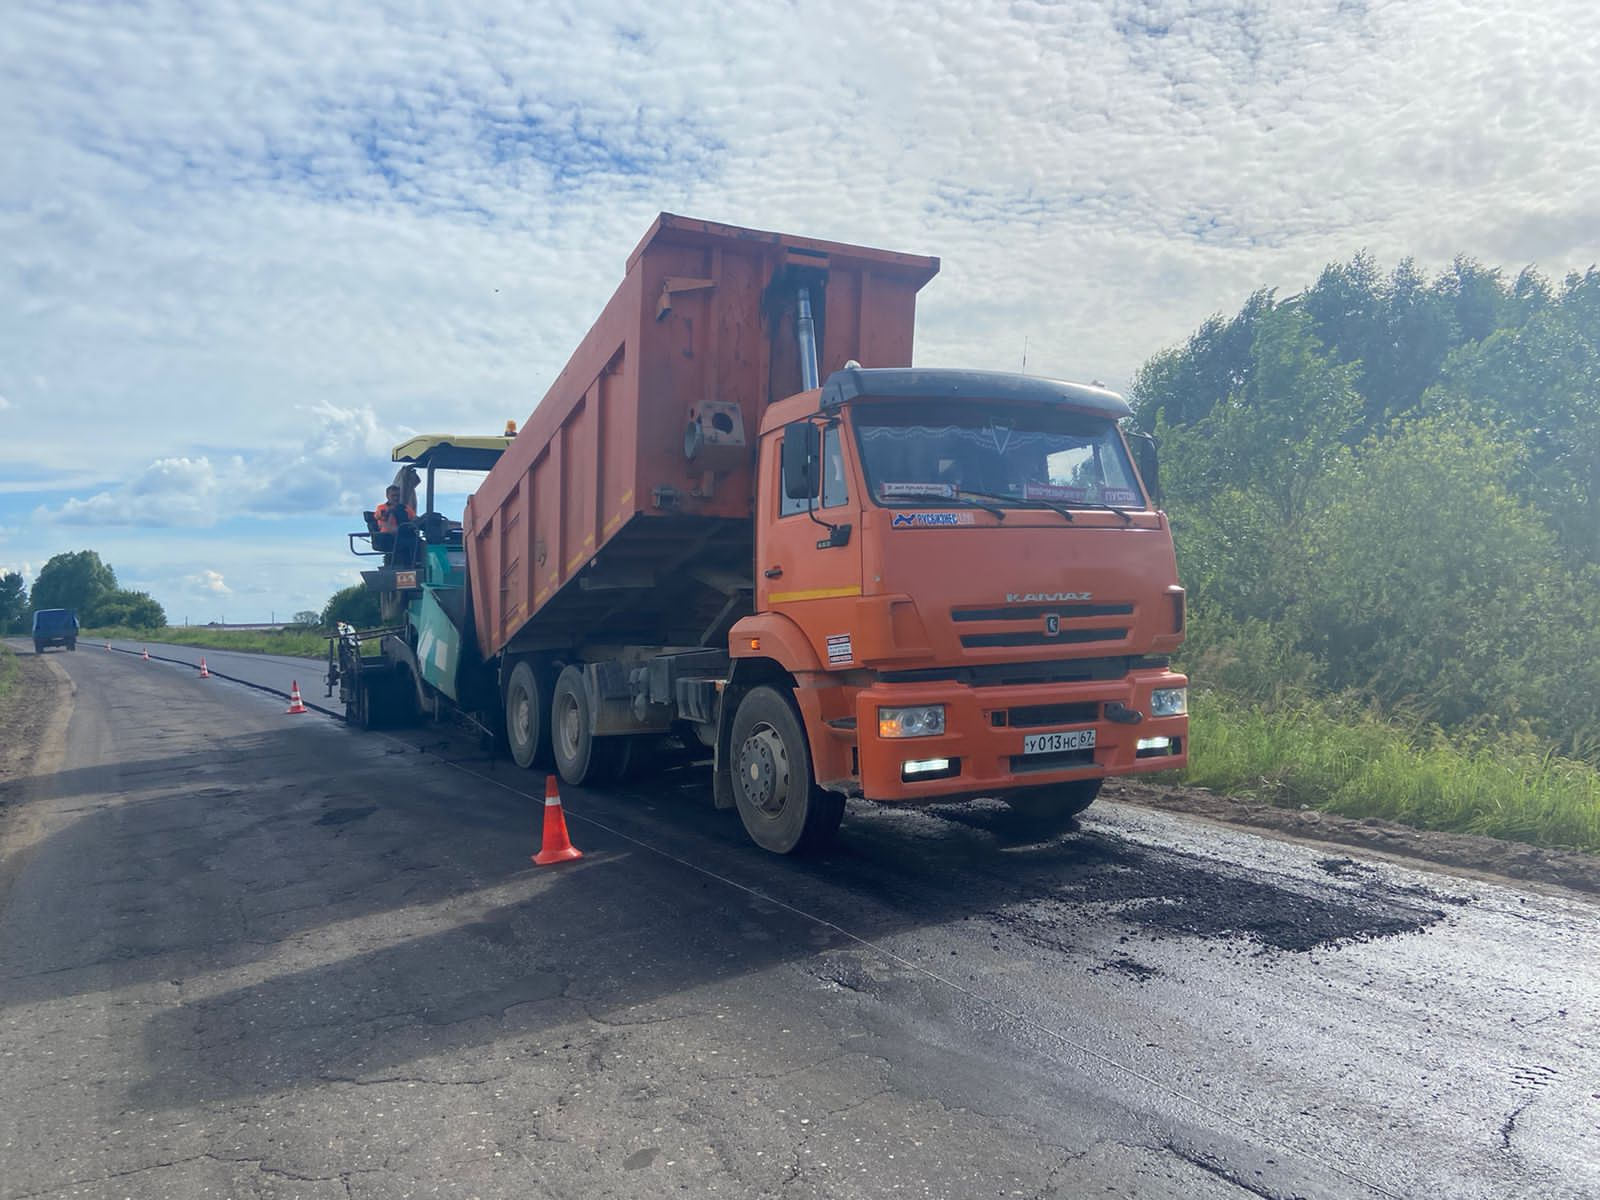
[797, 286, 819, 390]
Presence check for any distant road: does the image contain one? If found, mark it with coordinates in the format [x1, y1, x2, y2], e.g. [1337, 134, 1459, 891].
[94, 638, 337, 715]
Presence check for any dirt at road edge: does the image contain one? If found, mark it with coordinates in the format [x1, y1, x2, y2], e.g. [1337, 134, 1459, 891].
[0, 646, 72, 797]
[1105, 777, 1600, 899]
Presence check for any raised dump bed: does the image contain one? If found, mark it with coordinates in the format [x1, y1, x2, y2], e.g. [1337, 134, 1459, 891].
[464, 213, 940, 659]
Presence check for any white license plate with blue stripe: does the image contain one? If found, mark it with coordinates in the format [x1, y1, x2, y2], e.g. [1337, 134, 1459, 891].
[1022, 729, 1096, 755]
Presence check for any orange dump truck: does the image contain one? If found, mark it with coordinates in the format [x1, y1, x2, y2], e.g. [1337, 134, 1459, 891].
[455, 214, 1187, 852]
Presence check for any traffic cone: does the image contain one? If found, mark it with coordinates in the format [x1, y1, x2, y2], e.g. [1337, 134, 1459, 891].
[142, 647, 150, 662]
[532, 775, 583, 866]
[286, 681, 308, 714]
[198, 657, 210, 679]
[105, 642, 111, 651]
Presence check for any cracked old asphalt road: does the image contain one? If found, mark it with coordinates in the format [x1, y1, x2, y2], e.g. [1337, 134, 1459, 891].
[2, 644, 1598, 1198]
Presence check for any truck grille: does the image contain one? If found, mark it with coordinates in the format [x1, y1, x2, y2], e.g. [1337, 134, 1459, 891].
[997, 701, 1101, 728]
[952, 602, 1132, 651]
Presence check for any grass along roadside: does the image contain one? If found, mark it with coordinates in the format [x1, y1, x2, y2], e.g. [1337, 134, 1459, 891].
[0, 642, 18, 700]
[1180, 691, 1600, 854]
[83, 626, 327, 659]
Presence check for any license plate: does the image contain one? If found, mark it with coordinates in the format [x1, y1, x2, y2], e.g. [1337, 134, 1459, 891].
[1022, 729, 1096, 755]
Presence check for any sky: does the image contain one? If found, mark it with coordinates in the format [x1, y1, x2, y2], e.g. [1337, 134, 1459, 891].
[2, 0, 1597, 622]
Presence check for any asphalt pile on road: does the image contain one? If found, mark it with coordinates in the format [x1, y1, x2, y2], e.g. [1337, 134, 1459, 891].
[980, 828, 1453, 954]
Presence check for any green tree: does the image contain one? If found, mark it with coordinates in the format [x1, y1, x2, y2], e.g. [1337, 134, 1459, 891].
[290, 609, 321, 629]
[321, 584, 380, 630]
[0, 572, 27, 634]
[1429, 268, 1600, 565]
[29, 550, 117, 615]
[90, 590, 167, 630]
[1131, 288, 1277, 434]
[1290, 418, 1586, 733]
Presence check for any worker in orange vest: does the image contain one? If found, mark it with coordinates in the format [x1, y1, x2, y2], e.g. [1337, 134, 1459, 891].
[375, 485, 415, 534]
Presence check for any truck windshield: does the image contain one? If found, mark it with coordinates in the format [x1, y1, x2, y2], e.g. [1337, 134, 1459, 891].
[852, 402, 1144, 510]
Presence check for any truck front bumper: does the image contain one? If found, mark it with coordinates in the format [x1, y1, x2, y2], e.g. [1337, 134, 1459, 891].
[849, 670, 1188, 802]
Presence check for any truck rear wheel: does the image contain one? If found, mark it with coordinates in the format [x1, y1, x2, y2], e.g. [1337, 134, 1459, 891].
[551, 665, 628, 786]
[729, 686, 845, 855]
[1001, 779, 1102, 835]
[505, 661, 553, 770]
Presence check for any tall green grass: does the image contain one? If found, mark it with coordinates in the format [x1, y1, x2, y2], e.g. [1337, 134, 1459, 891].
[84, 625, 328, 659]
[1184, 691, 1600, 852]
[0, 642, 17, 700]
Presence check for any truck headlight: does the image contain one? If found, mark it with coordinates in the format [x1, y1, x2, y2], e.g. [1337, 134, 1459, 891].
[1150, 688, 1187, 717]
[878, 705, 946, 738]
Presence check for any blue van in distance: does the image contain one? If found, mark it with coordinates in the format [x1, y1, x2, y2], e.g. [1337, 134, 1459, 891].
[32, 609, 79, 653]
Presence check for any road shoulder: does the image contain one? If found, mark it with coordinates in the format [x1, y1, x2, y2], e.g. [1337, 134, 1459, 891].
[1107, 776, 1600, 899]
[0, 645, 75, 895]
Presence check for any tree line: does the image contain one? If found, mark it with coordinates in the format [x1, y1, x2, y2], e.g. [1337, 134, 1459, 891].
[1131, 253, 1600, 756]
[0, 551, 381, 635]
[0, 551, 165, 632]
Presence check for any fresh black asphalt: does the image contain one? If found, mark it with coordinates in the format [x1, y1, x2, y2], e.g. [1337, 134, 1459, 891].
[2, 643, 1597, 1198]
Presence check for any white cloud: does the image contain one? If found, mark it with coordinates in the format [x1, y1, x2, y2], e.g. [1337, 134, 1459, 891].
[38, 402, 402, 527]
[186, 569, 230, 595]
[3, 0, 1599, 614]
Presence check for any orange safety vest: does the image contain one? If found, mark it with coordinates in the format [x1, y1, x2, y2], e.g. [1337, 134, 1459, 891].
[375, 501, 414, 534]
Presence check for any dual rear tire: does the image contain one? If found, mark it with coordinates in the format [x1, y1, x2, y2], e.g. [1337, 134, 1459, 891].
[502, 666, 843, 856]
[505, 661, 631, 785]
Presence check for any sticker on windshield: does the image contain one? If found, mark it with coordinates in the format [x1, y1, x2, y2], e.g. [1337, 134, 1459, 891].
[1024, 482, 1089, 503]
[891, 511, 977, 528]
[1101, 487, 1139, 506]
[879, 481, 957, 499]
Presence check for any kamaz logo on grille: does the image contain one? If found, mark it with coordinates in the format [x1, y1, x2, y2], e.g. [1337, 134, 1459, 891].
[1007, 591, 1091, 602]
[1044, 614, 1061, 636]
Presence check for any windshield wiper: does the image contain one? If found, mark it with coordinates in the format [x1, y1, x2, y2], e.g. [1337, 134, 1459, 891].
[1067, 500, 1134, 524]
[885, 492, 1008, 520]
[956, 488, 1073, 522]
[949, 494, 1007, 521]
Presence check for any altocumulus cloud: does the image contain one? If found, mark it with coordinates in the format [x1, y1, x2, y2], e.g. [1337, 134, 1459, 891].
[39, 403, 400, 528]
[3, 0, 1599, 616]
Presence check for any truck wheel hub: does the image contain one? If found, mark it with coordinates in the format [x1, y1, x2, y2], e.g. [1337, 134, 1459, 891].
[737, 727, 789, 815]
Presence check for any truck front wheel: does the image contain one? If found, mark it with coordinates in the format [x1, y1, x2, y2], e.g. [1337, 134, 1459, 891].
[729, 686, 845, 855]
[505, 661, 553, 770]
[551, 665, 628, 786]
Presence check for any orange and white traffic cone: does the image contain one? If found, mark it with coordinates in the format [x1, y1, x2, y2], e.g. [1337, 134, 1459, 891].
[532, 775, 583, 866]
[142, 647, 150, 662]
[286, 681, 308, 714]
[198, 657, 210, 679]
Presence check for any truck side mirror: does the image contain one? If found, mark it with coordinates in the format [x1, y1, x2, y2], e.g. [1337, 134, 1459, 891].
[1131, 433, 1162, 506]
[782, 422, 821, 501]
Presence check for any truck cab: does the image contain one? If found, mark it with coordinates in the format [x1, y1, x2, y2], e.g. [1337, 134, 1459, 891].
[721, 366, 1187, 847]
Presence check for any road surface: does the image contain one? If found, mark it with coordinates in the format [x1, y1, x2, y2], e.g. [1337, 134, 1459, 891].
[97, 639, 330, 712]
[2, 643, 1597, 1198]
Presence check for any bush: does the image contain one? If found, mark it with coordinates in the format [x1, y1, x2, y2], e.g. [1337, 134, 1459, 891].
[321, 584, 381, 630]
[88, 589, 166, 630]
